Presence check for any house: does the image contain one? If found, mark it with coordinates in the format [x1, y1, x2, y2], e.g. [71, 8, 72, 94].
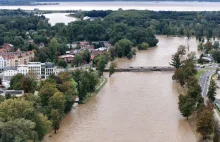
[39, 42, 45, 48]
[28, 40, 34, 44]
[1, 43, 13, 52]
[59, 55, 74, 63]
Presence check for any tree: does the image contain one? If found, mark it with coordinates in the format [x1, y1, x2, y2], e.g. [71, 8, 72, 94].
[21, 76, 37, 93]
[196, 109, 214, 140]
[0, 118, 37, 142]
[178, 95, 195, 120]
[115, 39, 133, 58]
[97, 56, 107, 76]
[33, 113, 52, 140]
[213, 121, 220, 142]
[38, 83, 59, 107]
[50, 109, 61, 134]
[82, 49, 91, 63]
[71, 54, 83, 67]
[207, 79, 217, 102]
[170, 53, 181, 68]
[49, 92, 66, 113]
[138, 42, 149, 50]
[109, 62, 117, 77]
[172, 68, 185, 86]
[10, 74, 24, 90]
[0, 98, 34, 122]
[58, 59, 67, 68]
[177, 45, 186, 55]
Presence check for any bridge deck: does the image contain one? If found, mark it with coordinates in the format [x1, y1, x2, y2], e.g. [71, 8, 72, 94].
[104, 66, 175, 72]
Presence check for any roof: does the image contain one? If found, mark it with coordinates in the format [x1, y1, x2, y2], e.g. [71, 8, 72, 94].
[45, 62, 55, 68]
[59, 55, 74, 58]
[4, 66, 17, 71]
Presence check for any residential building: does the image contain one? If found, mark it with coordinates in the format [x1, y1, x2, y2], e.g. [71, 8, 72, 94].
[27, 62, 41, 79]
[3, 66, 18, 81]
[0, 49, 34, 67]
[59, 55, 74, 63]
[17, 64, 29, 76]
[44, 62, 56, 79]
[0, 56, 5, 72]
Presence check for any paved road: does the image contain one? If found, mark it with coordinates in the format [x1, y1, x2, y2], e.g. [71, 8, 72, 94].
[200, 70, 215, 97]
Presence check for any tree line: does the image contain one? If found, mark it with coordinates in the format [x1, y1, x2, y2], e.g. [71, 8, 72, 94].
[0, 69, 102, 141]
[171, 48, 219, 140]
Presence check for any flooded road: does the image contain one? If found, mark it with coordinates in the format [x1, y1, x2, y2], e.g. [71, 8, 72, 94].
[43, 36, 201, 142]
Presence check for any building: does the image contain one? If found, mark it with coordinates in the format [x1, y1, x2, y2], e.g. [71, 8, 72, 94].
[59, 55, 74, 63]
[0, 89, 24, 97]
[1, 43, 13, 52]
[0, 50, 34, 67]
[17, 64, 29, 76]
[3, 66, 18, 81]
[27, 62, 42, 79]
[0, 56, 5, 72]
[45, 62, 56, 79]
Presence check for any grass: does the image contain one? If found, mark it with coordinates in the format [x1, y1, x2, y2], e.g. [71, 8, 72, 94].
[195, 69, 206, 80]
[82, 77, 107, 104]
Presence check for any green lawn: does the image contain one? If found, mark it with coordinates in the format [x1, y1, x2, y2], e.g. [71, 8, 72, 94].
[195, 70, 205, 80]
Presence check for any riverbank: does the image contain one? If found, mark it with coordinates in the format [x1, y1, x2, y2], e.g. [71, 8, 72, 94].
[82, 77, 107, 104]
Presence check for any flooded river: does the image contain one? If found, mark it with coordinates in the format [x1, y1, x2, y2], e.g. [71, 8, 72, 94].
[43, 36, 201, 142]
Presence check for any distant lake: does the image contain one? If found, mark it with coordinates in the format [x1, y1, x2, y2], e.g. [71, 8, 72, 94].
[1, 1, 220, 11]
[43, 13, 77, 26]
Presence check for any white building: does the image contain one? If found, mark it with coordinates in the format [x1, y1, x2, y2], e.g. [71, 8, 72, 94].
[44, 62, 56, 79]
[3, 66, 18, 81]
[17, 64, 29, 76]
[27, 62, 42, 79]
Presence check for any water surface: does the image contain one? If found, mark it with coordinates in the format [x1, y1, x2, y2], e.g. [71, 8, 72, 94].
[42, 36, 201, 142]
[1, 1, 220, 11]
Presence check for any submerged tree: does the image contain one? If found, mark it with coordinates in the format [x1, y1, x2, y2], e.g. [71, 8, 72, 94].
[170, 53, 181, 69]
[178, 95, 195, 120]
[109, 62, 117, 77]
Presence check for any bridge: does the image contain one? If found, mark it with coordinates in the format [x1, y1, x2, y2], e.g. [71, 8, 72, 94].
[104, 66, 175, 72]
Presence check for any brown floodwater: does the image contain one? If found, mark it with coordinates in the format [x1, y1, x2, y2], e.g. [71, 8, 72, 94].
[43, 36, 200, 142]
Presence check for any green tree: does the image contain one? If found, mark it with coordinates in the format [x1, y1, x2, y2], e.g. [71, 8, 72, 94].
[0, 118, 37, 142]
[196, 109, 214, 140]
[10, 74, 24, 90]
[207, 79, 217, 102]
[109, 62, 117, 77]
[21, 76, 37, 93]
[115, 39, 133, 58]
[58, 59, 67, 68]
[33, 113, 52, 140]
[177, 45, 186, 55]
[178, 95, 195, 120]
[170, 53, 181, 69]
[50, 109, 61, 134]
[71, 54, 83, 67]
[97, 56, 107, 76]
[82, 49, 91, 63]
[0, 98, 34, 122]
[38, 83, 59, 107]
[138, 42, 149, 50]
[49, 92, 66, 113]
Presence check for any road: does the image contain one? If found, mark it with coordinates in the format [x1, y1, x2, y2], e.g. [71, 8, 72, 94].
[200, 70, 215, 97]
